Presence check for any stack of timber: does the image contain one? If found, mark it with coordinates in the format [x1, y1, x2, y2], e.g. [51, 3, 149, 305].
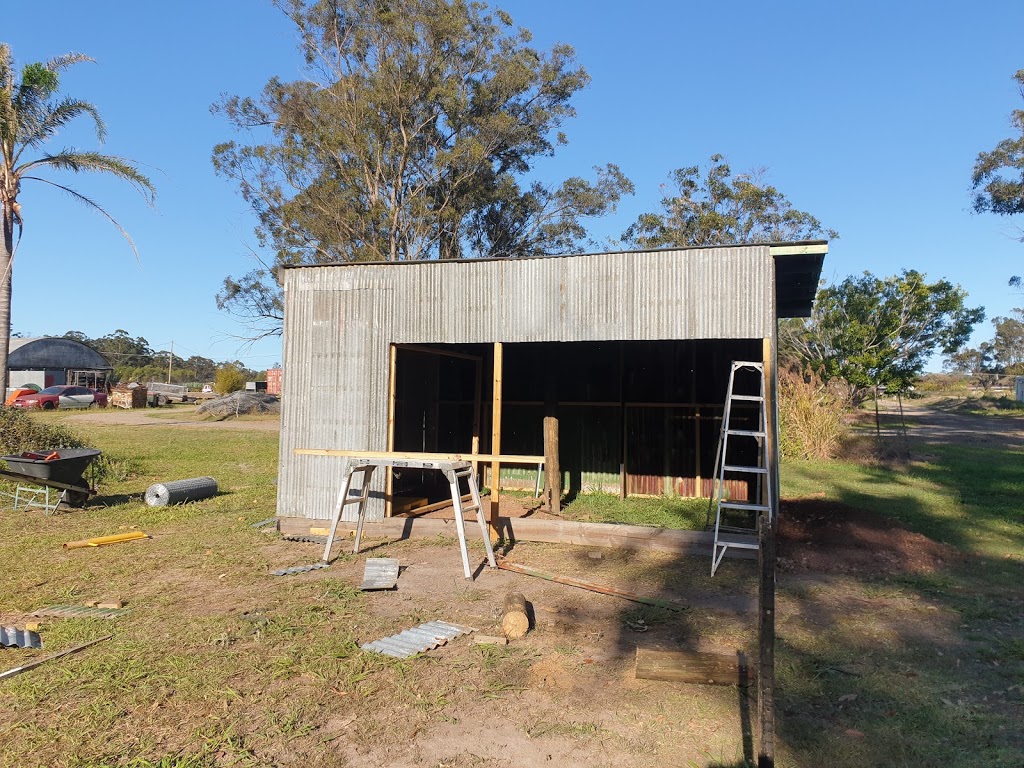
[110, 386, 147, 410]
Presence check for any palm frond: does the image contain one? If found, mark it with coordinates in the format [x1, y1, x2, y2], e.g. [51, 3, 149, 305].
[0, 44, 13, 89]
[21, 175, 142, 264]
[19, 151, 156, 204]
[44, 53, 94, 73]
[16, 98, 106, 151]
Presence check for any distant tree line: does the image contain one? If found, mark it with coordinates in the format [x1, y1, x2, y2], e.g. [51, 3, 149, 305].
[60, 330, 264, 386]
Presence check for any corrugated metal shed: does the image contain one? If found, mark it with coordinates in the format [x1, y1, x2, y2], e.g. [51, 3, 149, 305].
[277, 243, 824, 522]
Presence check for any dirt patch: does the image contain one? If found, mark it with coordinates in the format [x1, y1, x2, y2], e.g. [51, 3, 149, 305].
[777, 497, 961, 576]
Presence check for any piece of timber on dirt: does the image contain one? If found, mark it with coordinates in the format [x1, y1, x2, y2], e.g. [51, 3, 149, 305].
[501, 591, 530, 639]
[144, 476, 218, 506]
[635, 649, 755, 686]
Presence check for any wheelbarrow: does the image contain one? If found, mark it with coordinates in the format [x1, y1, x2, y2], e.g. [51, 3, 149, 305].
[0, 448, 102, 510]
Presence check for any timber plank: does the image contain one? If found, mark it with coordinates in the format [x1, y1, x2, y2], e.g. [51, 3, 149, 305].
[635, 649, 754, 686]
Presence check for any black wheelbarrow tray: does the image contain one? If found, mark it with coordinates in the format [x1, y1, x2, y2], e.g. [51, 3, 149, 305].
[0, 448, 102, 506]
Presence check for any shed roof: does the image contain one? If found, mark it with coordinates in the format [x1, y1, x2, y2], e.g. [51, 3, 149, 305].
[7, 337, 112, 370]
[282, 240, 827, 318]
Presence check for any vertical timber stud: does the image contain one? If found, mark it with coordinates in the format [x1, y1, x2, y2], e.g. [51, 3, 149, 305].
[543, 356, 561, 515]
[619, 342, 627, 499]
[758, 336, 778, 767]
[385, 344, 397, 518]
[489, 342, 503, 539]
[471, 357, 482, 481]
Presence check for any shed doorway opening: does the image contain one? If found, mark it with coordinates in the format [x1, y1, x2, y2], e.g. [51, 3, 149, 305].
[388, 339, 764, 516]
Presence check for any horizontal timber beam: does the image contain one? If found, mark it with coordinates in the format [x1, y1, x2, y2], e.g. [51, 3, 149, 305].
[294, 449, 544, 465]
[277, 515, 756, 559]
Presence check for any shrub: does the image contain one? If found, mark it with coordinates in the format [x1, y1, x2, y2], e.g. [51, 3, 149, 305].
[779, 368, 849, 460]
[214, 364, 246, 394]
[0, 407, 86, 455]
[0, 408, 140, 486]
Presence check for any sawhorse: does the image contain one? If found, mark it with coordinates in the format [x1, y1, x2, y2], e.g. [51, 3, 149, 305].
[321, 457, 497, 579]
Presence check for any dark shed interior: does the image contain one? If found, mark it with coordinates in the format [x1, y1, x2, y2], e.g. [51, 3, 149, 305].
[391, 339, 765, 507]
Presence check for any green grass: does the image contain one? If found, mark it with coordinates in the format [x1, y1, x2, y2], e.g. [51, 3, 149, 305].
[782, 443, 1024, 563]
[1, 408, 1022, 766]
[558, 491, 708, 529]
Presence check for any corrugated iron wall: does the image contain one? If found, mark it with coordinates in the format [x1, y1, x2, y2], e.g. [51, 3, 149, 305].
[278, 247, 774, 521]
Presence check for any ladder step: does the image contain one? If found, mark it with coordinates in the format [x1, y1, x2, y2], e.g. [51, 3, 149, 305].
[722, 464, 768, 474]
[720, 501, 771, 512]
[726, 429, 765, 437]
[716, 539, 760, 551]
[730, 394, 764, 402]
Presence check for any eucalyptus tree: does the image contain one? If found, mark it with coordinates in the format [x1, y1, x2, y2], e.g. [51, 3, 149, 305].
[213, 0, 632, 337]
[972, 69, 1024, 222]
[622, 154, 837, 248]
[0, 44, 155, 390]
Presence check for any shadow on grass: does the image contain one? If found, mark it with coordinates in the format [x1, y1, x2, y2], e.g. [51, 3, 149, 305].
[570, 437, 1024, 767]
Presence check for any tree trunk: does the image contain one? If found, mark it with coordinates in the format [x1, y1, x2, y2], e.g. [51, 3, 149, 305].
[0, 206, 14, 397]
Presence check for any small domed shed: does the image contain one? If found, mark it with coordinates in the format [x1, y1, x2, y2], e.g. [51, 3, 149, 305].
[6, 337, 113, 393]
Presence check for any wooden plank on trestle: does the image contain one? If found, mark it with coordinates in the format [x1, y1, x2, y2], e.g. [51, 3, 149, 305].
[635, 649, 754, 686]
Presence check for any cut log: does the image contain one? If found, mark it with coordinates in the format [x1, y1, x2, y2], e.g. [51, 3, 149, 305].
[635, 649, 754, 686]
[501, 591, 530, 639]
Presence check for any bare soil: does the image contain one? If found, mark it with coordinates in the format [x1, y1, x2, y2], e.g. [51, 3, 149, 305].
[776, 498, 961, 576]
[63, 405, 281, 431]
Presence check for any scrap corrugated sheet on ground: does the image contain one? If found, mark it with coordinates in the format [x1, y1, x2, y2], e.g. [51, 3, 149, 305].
[360, 558, 399, 590]
[32, 605, 129, 619]
[361, 620, 474, 658]
[0, 627, 42, 649]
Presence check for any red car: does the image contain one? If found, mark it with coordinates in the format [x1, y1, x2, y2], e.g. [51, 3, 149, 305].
[12, 385, 108, 410]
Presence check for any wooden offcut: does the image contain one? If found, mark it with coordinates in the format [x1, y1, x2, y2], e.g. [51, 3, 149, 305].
[635, 649, 754, 686]
[501, 591, 530, 639]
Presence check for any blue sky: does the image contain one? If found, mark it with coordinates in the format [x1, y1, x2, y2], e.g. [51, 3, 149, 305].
[6, 1, 1023, 370]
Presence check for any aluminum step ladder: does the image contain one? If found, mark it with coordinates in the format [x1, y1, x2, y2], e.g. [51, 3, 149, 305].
[709, 361, 773, 576]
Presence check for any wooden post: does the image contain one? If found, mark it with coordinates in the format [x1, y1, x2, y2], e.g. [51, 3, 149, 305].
[544, 363, 560, 515]
[471, 357, 482, 463]
[758, 336, 777, 768]
[489, 342, 503, 536]
[385, 344, 397, 518]
[695, 407, 702, 497]
[758, 508, 776, 768]
[619, 342, 627, 499]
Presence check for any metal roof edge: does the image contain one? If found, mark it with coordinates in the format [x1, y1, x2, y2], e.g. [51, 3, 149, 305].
[281, 240, 830, 270]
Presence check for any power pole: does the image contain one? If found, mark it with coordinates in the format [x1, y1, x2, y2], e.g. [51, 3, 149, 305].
[168, 340, 173, 384]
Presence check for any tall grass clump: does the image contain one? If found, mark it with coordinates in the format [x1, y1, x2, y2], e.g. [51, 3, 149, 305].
[779, 368, 848, 459]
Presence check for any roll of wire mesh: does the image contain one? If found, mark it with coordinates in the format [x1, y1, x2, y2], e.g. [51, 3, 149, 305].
[144, 476, 218, 506]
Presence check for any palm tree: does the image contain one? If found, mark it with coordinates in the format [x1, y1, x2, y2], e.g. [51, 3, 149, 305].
[0, 44, 155, 392]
